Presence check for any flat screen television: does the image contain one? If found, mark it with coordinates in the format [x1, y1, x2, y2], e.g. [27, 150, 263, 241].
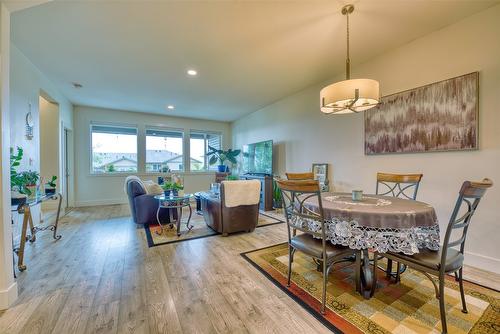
[242, 140, 273, 175]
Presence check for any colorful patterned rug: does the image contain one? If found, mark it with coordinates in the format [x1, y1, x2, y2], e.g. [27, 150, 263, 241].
[242, 243, 500, 334]
[260, 209, 286, 222]
[144, 213, 283, 247]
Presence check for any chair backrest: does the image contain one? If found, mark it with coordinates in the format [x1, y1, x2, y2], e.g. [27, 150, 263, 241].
[275, 179, 326, 242]
[376, 172, 423, 200]
[441, 178, 493, 267]
[286, 172, 315, 181]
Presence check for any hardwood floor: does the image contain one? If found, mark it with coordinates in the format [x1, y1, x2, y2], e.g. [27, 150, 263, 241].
[1, 204, 498, 334]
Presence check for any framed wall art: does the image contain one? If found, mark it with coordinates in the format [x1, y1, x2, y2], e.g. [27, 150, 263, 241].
[364, 72, 478, 155]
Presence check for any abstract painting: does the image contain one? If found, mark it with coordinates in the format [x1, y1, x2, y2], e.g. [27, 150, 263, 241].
[365, 72, 478, 155]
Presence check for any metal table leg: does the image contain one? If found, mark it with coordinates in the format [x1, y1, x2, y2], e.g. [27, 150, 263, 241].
[359, 249, 375, 299]
[185, 204, 193, 231]
[17, 205, 30, 272]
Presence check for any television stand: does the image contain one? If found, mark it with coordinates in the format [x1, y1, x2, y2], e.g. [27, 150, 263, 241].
[240, 174, 273, 211]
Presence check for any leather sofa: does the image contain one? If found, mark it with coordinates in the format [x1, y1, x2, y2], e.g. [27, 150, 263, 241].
[125, 176, 173, 225]
[200, 180, 261, 236]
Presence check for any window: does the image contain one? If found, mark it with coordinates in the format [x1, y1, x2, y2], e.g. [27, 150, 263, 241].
[190, 131, 222, 171]
[91, 124, 138, 174]
[146, 128, 184, 172]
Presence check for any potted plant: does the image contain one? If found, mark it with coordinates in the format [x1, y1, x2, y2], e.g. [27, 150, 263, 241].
[272, 179, 283, 210]
[45, 175, 57, 195]
[10, 147, 27, 206]
[171, 182, 184, 196]
[19, 170, 40, 200]
[226, 175, 239, 181]
[207, 146, 241, 173]
[162, 181, 173, 196]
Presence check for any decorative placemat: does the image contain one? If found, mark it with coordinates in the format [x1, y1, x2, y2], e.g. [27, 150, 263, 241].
[242, 242, 500, 334]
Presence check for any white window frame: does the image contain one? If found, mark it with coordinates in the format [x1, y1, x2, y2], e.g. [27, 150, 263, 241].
[145, 126, 185, 173]
[189, 130, 222, 172]
[89, 122, 139, 175]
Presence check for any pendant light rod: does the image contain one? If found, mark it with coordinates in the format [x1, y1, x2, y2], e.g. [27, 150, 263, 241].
[342, 4, 354, 80]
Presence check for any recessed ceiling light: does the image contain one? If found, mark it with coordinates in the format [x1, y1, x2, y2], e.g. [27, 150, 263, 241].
[187, 69, 197, 76]
[167, 105, 175, 110]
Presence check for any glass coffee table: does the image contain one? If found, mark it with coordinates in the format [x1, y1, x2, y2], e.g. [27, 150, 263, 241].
[154, 193, 194, 236]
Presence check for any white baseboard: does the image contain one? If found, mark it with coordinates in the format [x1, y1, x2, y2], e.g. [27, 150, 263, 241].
[464, 251, 500, 274]
[0, 282, 18, 310]
[75, 198, 127, 207]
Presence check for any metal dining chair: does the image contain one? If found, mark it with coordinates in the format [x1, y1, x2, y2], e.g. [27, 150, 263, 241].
[375, 178, 493, 334]
[376, 172, 423, 200]
[376, 172, 424, 279]
[285, 172, 315, 180]
[276, 179, 360, 314]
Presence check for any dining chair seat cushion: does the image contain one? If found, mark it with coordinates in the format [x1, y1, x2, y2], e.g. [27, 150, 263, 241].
[290, 233, 352, 259]
[389, 248, 464, 273]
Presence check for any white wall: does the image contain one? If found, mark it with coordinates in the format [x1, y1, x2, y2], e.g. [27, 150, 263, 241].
[9, 44, 74, 236]
[232, 5, 500, 272]
[0, 2, 17, 310]
[10, 44, 73, 171]
[74, 106, 231, 206]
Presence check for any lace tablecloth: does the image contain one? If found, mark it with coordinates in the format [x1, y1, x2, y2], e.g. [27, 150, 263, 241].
[299, 193, 440, 255]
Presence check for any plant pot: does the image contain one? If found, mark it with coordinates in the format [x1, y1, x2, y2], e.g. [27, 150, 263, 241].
[26, 185, 37, 200]
[10, 196, 27, 206]
[273, 200, 283, 209]
[45, 188, 56, 195]
[164, 190, 171, 197]
[172, 189, 179, 196]
[217, 165, 228, 173]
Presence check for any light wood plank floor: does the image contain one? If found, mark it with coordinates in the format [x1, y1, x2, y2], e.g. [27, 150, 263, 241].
[0, 205, 498, 334]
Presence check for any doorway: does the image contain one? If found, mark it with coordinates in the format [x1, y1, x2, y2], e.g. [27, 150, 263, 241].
[39, 94, 60, 219]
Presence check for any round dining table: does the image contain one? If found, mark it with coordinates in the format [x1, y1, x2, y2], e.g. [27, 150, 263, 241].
[301, 192, 440, 298]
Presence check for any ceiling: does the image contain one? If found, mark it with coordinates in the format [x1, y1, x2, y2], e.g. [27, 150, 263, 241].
[11, 0, 497, 122]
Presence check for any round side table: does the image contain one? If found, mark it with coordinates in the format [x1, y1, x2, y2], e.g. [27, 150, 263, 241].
[154, 193, 194, 236]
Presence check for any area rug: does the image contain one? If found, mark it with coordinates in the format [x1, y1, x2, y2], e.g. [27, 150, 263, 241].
[241, 243, 500, 334]
[260, 209, 286, 222]
[144, 214, 283, 247]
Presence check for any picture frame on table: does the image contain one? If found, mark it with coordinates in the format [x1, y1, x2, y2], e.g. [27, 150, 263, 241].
[312, 163, 329, 192]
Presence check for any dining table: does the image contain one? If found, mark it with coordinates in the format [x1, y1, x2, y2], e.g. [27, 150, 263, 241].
[300, 192, 440, 298]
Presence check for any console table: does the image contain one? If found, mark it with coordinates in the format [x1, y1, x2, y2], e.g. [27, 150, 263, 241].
[12, 192, 63, 271]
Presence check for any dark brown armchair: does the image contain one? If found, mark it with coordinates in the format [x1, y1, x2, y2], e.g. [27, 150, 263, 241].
[200, 180, 261, 236]
[375, 178, 493, 334]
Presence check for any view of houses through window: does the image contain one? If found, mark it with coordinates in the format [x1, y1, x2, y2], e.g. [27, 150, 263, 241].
[145, 129, 184, 172]
[91, 125, 138, 174]
[91, 124, 222, 174]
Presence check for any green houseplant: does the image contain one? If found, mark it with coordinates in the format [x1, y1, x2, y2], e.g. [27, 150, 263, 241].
[272, 179, 283, 209]
[18, 170, 40, 199]
[207, 146, 241, 173]
[45, 175, 57, 195]
[10, 147, 27, 205]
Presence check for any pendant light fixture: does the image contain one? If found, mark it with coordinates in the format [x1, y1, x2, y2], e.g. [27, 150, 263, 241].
[320, 4, 380, 114]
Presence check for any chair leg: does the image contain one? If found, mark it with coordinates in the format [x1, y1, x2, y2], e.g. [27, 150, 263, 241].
[355, 251, 361, 293]
[287, 246, 294, 287]
[386, 258, 393, 278]
[370, 253, 378, 297]
[438, 277, 448, 334]
[395, 262, 401, 283]
[321, 258, 328, 315]
[458, 268, 468, 314]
